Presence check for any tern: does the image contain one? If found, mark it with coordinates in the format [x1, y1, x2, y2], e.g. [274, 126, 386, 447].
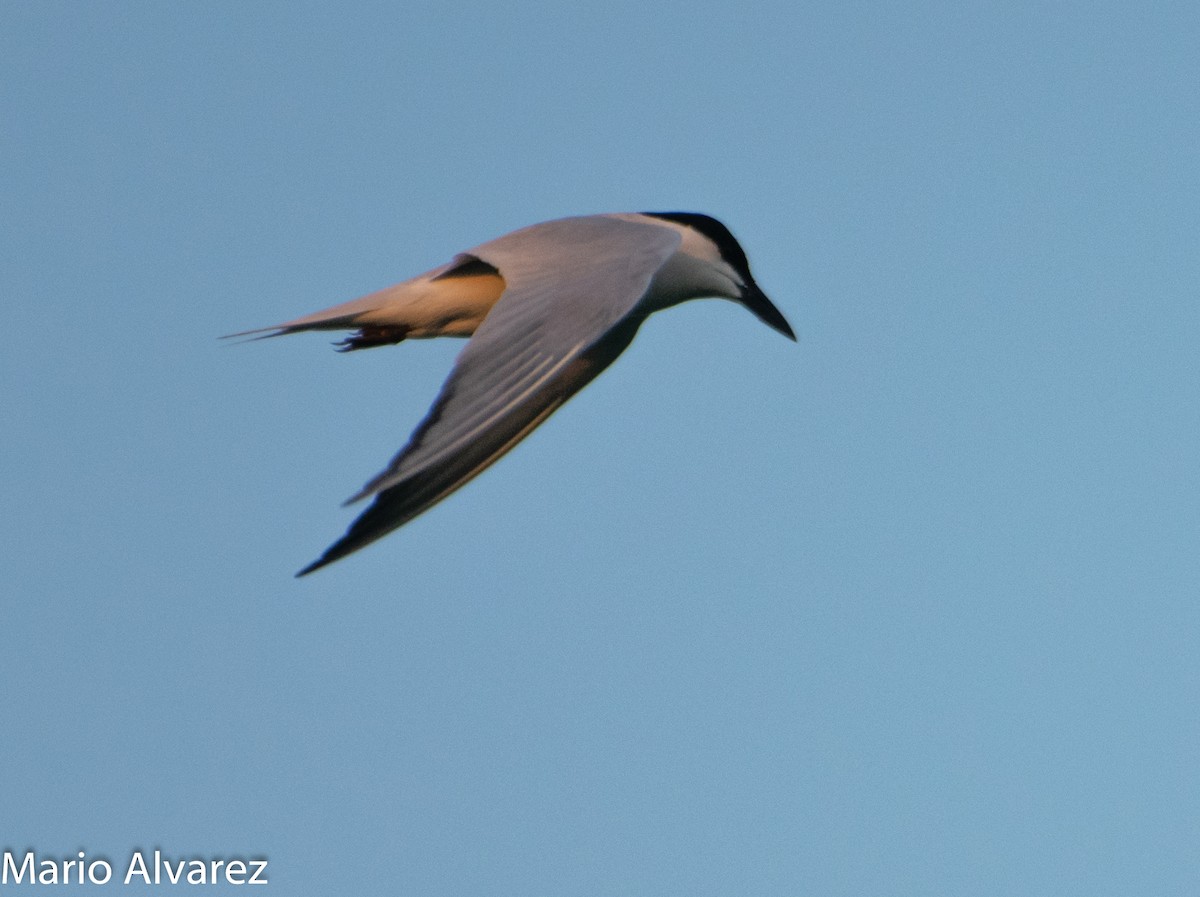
[231, 212, 796, 576]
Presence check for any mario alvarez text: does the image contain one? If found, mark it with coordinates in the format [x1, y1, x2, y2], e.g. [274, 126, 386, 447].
[2, 849, 268, 886]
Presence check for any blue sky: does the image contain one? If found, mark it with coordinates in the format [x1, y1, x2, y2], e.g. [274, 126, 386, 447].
[3, 1, 1198, 894]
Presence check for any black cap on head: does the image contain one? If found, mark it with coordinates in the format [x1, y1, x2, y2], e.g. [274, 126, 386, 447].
[645, 212, 796, 341]
[644, 212, 751, 278]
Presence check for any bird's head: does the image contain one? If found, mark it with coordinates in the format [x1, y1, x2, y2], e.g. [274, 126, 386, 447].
[643, 212, 796, 341]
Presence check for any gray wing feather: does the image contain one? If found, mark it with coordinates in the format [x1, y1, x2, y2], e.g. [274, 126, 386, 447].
[296, 216, 680, 575]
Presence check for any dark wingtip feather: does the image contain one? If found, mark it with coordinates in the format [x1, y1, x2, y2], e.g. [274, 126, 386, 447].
[295, 546, 345, 578]
[295, 559, 324, 578]
[294, 490, 406, 577]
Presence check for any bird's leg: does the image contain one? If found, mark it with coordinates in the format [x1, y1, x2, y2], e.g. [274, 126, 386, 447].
[334, 325, 410, 352]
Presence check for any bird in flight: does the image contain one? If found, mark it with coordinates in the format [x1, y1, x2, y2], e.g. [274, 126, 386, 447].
[230, 213, 796, 576]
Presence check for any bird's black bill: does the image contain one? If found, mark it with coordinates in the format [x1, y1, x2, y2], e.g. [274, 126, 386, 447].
[741, 283, 796, 341]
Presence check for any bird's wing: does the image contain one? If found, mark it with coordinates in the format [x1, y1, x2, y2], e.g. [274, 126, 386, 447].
[297, 216, 681, 575]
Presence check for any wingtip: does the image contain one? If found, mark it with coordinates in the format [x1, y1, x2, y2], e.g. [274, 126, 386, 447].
[295, 533, 361, 577]
[295, 556, 329, 578]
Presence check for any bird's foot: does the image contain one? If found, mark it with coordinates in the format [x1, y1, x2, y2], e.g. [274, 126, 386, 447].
[334, 326, 410, 352]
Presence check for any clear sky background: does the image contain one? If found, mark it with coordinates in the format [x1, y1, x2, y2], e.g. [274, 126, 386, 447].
[3, 1, 1197, 894]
